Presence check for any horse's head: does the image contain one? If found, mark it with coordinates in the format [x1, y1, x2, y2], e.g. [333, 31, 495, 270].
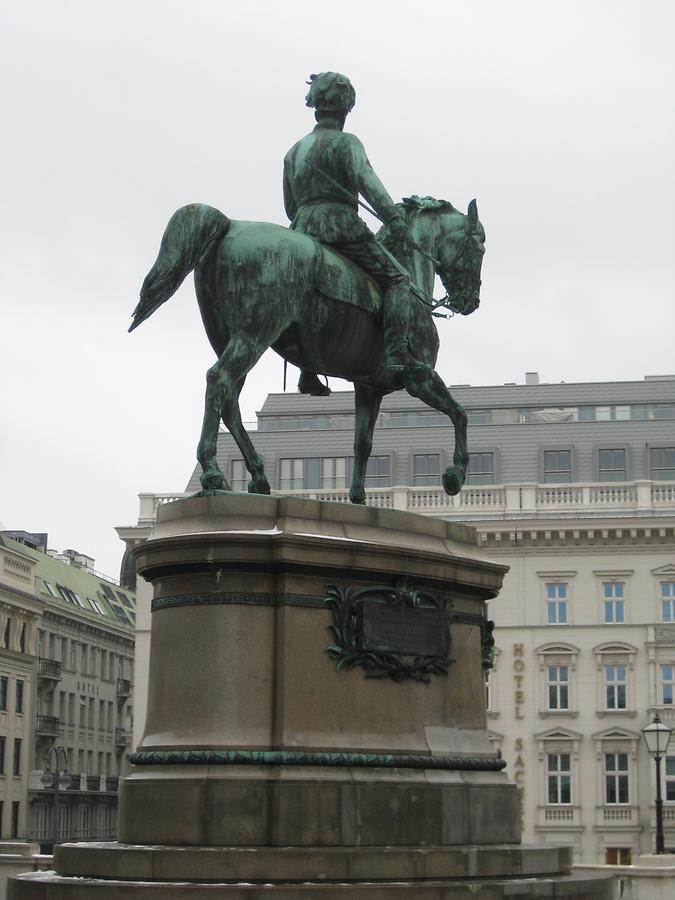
[434, 199, 485, 316]
[388, 196, 485, 316]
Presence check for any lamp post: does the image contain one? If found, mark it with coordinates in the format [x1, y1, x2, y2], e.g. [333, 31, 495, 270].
[40, 745, 71, 848]
[641, 714, 673, 854]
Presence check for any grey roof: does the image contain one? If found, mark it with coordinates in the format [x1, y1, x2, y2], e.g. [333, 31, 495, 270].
[257, 376, 675, 417]
[186, 376, 675, 491]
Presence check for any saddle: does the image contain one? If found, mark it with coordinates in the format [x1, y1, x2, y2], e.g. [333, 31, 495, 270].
[315, 245, 382, 317]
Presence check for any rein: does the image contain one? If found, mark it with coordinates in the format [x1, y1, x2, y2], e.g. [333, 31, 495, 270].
[410, 220, 475, 317]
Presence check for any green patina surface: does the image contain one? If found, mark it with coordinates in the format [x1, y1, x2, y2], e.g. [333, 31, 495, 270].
[129, 748, 506, 771]
[324, 579, 454, 683]
[130, 71, 485, 505]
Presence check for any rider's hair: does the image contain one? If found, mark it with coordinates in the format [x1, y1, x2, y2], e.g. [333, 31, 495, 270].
[305, 72, 356, 114]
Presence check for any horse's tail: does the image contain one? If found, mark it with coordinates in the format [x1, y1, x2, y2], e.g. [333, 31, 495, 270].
[129, 203, 231, 332]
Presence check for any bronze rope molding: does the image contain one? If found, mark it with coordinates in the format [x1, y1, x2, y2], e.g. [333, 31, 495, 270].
[129, 748, 506, 771]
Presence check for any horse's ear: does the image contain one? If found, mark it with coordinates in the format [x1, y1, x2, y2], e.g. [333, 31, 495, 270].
[468, 199, 478, 227]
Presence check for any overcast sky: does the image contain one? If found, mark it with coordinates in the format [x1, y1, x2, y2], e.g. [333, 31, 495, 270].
[1, 1, 673, 579]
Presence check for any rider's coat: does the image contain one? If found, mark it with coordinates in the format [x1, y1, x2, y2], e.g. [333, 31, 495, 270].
[283, 121, 402, 246]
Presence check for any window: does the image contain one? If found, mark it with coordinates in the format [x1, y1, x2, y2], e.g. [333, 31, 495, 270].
[466, 452, 494, 485]
[466, 409, 492, 425]
[666, 756, 675, 800]
[364, 456, 390, 488]
[412, 454, 440, 486]
[11, 802, 19, 838]
[651, 448, 675, 481]
[547, 753, 571, 804]
[3, 619, 10, 649]
[605, 753, 629, 803]
[603, 582, 625, 624]
[13, 739, 21, 776]
[279, 458, 303, 490]
[598, 449, 626, 482]
[662, 582, 675, 622]
[18, 623, 26, 653]
[543, 450, 572, 484]
[0, 677, 7, 711]
[321, 457, 349, 489]
[660, 665, 675, 705]
[547, 666, 569, 710]
[88, 597, 105, 615]
[606, 848, 632, 865]
[546, 583, 568, 625]
[231, 459, 247, 492]
[0, 737, 5, 774]
[605, 665, 627, 710]
[15, 681, 23, 715]
[279, 457, 321, 490]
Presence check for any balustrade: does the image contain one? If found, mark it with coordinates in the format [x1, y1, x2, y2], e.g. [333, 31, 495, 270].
[142, 479, 673, 524]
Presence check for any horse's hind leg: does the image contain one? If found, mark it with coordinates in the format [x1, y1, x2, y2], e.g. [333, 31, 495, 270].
[349, 384, 383, 504]
[223, 377, 270, 495]
[404, 369, 468, 495]
[197, 335, 269, 493]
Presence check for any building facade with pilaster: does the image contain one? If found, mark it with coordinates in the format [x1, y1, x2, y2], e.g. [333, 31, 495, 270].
[0, 532, 135, 849]
[119, 372, 675, 863]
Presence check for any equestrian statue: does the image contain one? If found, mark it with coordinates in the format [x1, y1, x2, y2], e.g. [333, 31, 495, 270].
[130, 72, 485, 504]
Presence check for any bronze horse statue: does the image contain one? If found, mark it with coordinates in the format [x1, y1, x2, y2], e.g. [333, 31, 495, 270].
[130, 196, 485, 502]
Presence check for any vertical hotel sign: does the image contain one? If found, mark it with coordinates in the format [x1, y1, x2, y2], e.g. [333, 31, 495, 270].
[513, 643, 526, 829]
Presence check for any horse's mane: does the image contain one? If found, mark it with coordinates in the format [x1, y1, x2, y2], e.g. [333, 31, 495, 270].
[401, 195, 455, 213]
[377, 195, 456, 250]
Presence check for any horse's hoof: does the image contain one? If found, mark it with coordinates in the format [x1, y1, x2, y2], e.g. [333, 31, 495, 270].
[200, 471, 226, 492]
[443, 467, 464, 495]
[349, 488, 366, 505]
[248, 479, 271, 495]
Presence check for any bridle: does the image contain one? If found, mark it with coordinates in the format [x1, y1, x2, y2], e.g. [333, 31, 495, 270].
[413, 220, 481, 317]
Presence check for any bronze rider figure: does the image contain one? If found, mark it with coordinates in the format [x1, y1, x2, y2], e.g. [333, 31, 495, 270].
[283, 71, 425, 395]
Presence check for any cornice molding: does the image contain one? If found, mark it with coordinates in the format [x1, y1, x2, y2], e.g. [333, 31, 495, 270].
[477, 524, 675, 554]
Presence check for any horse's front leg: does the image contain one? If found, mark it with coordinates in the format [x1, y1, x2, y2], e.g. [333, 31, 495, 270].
[404, 369, 468, 495]
[349, 383, 383, 504]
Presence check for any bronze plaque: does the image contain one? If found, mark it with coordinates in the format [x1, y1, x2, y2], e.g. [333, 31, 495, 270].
[358, 599, 448, 657]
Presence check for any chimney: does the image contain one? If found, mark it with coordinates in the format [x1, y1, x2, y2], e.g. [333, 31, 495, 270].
[525, 372, 540, 386]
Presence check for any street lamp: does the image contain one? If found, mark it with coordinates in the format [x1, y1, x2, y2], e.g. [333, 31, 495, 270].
[40, 746, 71, 848]
[641, 714, 673, 854]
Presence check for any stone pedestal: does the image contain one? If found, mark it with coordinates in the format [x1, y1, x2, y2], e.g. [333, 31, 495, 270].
[9, 495, 614, 898]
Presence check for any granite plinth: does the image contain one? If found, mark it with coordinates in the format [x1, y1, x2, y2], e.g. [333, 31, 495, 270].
[8, 496, 614, 898]
[9, 869, 616, 899]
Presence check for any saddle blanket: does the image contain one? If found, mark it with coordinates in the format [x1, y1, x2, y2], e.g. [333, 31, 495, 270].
[315, 245, 382, 317]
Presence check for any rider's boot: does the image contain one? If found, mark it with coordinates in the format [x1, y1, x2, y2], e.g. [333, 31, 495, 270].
[298, 369, 331, 396]
[383, 282, 428, 375]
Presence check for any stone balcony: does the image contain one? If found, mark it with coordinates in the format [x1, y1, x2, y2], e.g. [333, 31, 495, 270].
[536, 804, 583, 829]
[37, 658, 62, 683]
[115, 728, 132, 747]
[138, 479, 675, 527]
[595, 804, 640, 828]
[35, 715, 61, 738]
